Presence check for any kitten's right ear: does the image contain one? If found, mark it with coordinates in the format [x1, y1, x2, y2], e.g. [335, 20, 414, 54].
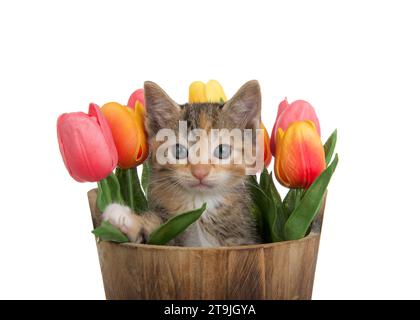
[144, 81, 181, 136]
[222, 80, 261, 130]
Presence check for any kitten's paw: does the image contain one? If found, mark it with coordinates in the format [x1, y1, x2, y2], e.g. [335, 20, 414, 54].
[102, 204, 160, 244]
[102, 204, 144, 243]
[102, 203, 132, 229]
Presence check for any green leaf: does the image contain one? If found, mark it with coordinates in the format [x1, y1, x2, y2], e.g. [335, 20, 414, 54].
[267, 173, 287, 239]
[268, 172, 282, 207]
[249, 175, 259, 188]
[147, 203, 207, 245]
[92, 220, 129, 243]
[248, 183, 282, 242]
[284, 154, 339, 240]
[116, 167, 147, 213]
[283, 189, 304, 218]
[259, 167, 270, 192]
[275, 203, 287, 241]
[259, 168, 285, 210]
[251, 203, 264, 237]
[248, 179, 269, 241]
[248, 176, 266, 238]
[324, 129, 337, 165]
[141, 159, 151, 194]
[96, 173, 124, 213]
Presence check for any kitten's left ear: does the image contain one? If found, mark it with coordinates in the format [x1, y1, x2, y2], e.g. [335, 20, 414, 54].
[222, 80, 261, 129]
[144, 81, 181, 137]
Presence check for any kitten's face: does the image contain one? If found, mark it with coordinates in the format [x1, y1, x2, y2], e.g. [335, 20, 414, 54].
[144, 81, 261, 196]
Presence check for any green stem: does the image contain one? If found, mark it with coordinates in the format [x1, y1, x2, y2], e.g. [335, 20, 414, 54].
[116, 167, 148, 213]
[96, 172, 124, 213]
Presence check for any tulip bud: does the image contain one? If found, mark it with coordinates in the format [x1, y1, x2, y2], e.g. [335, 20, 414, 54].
[189, 80, 227, 104]
[189, 81, 207, 103]
[274, 121, 326, 189]
[205, 80, 227, 103]
[270, 98, 321, 155]
[127, 89, 145, 109]
[57, 103, 118, 182]
[101, 102, 148, 169]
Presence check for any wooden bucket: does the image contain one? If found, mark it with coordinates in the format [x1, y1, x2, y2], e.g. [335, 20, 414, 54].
[88, 189, 324, 300]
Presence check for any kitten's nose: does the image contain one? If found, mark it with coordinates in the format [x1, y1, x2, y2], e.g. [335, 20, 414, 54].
[191, 164, 211, 181]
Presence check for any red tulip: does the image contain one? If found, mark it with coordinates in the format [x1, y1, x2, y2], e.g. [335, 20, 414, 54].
[57, 103, 118, 182]
[127, 89, 145, 109]
[270, 98, 321, 155]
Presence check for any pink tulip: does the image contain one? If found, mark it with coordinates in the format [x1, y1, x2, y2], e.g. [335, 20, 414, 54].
[270, 98, 321, 155]
[57, 103, 118, 182]
[127, 89, 145, 109]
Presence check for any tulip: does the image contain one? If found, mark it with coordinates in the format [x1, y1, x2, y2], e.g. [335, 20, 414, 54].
[274, 121, 326, 189]
[189, 81, 207, 103]
[101, 102, 148, 169]
[261, 123, 272, 167]
[270, 98, 321, 155]
[127, 89, 144, 109]
[57, 103, 118, 182]
[189, 80, 227, 103]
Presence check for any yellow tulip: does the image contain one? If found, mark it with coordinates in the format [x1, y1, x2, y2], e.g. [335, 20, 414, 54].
[189, 80, 227, 103]
[189, 81, 207, 103]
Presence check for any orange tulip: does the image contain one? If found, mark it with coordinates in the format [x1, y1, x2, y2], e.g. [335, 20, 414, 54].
[274, 121, 326, 189]
[101, 102, 148, 169]
[261, 123, 272, 167]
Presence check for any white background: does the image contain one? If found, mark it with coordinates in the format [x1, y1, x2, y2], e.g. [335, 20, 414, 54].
[0, 0, 419, 299]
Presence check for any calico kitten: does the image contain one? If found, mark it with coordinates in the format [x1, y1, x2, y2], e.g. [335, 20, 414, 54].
[102, 80, 262, 246]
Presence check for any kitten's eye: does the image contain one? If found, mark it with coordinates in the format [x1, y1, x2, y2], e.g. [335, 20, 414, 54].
[214, 144, 231, 159]
[172, 143, 188, 160]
